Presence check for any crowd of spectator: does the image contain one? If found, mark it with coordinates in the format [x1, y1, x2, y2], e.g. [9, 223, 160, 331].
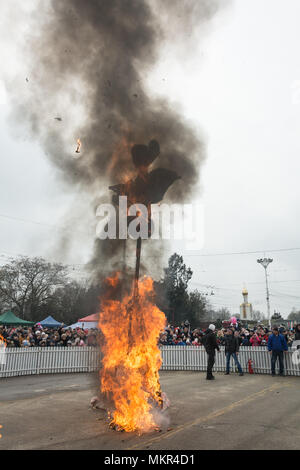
[1, 320, 300, 349]
[0, 325, 99, 348]
[159, 320, 300, 348]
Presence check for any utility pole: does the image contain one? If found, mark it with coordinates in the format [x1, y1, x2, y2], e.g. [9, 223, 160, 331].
[257, 258, 273, 329]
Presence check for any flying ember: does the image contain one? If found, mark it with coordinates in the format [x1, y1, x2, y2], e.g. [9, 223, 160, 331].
[75, 139, 81, 154]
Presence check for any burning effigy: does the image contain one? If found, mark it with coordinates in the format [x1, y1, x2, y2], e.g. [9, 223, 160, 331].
[97, 140, 177, 433]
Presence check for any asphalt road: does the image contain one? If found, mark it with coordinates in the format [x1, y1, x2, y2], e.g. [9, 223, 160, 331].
[0, 372, 299, 450]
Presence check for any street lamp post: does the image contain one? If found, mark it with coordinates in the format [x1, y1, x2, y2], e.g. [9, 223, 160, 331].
[257, 258, 273, 329]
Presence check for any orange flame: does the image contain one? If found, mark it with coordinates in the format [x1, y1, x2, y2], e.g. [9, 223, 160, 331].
[107, 136, 135, 182]
[99, 275, 166, 433]
[0, 334, 7, 348]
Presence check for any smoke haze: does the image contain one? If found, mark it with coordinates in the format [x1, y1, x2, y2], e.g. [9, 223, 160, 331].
[6, 0, 227, 277]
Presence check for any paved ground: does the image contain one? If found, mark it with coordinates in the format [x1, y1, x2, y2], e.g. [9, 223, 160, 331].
[0, 372, 299, 450]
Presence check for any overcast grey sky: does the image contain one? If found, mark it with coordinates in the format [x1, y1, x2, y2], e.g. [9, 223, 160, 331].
[1, 0, 300, 317]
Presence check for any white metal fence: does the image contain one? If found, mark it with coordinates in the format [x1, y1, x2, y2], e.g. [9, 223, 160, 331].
[160, 346, 300, 376]
[0, 346, 299, 378]
[0, 347, 101, 378]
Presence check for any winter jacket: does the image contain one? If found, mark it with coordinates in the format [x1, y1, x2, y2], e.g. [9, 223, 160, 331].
[224, 335, 240, 354]
[203, 329, 220, 354]
[268, 334, 288, 352]
[295, 325, 300, 341]
[241, 337, 250, 346]
[250, 335, 262, 347]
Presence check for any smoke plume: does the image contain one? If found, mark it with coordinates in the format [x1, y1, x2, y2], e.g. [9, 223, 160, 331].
[7, 0, 227, 278]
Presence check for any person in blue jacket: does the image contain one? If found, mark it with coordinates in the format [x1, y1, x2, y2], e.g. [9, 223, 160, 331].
[268, 326, 288, 376]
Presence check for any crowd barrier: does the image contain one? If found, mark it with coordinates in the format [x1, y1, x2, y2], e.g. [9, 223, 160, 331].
[0, 347, 100, 378]
[160, 346, 300, 376]
[0, 346, 299, 378]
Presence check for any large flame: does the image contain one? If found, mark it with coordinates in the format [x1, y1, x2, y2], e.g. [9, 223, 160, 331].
[0, 334, 7, 351]
[99, 274, 166, 433]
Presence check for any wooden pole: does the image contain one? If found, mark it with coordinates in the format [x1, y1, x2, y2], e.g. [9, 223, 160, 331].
[133, 237, 142, 299]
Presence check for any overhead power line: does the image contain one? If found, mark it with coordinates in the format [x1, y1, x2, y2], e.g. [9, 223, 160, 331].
[0, 213, 93, 236]
[183, 247, 300, 257]
[1, 212, 300, 258]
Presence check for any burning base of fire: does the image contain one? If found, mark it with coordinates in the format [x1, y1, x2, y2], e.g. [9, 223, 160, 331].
[99, 274, 168, 434]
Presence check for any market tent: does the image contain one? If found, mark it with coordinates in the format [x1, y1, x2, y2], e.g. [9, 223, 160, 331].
[69, 321, 98, 329]
[0, 311, 35, 326]
[69, 313, 98, 330]
[78, 314, 98, 322]
[37, 316, 63, 328]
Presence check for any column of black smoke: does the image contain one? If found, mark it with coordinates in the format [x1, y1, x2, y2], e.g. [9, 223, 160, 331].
[9, 0, 226, 282]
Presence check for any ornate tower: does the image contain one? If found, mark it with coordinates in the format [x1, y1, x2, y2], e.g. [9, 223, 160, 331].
[240, 288, 253, 320]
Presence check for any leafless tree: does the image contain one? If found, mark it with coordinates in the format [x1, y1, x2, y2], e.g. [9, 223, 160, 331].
[252, 310, 266, 322]
[0, 257, 67, 320]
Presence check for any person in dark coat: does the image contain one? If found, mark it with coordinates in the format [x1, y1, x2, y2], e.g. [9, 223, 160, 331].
[294, 324, 300, 341]
[268, 327, 288, 376]
[203, 324, 220, 380]
[293, 324, 300, 350]
[224, 329, 244, 376]
[241, 334, 250, 346]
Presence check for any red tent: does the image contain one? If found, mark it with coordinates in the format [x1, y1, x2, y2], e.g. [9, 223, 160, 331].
[78, 314, 98, 322]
